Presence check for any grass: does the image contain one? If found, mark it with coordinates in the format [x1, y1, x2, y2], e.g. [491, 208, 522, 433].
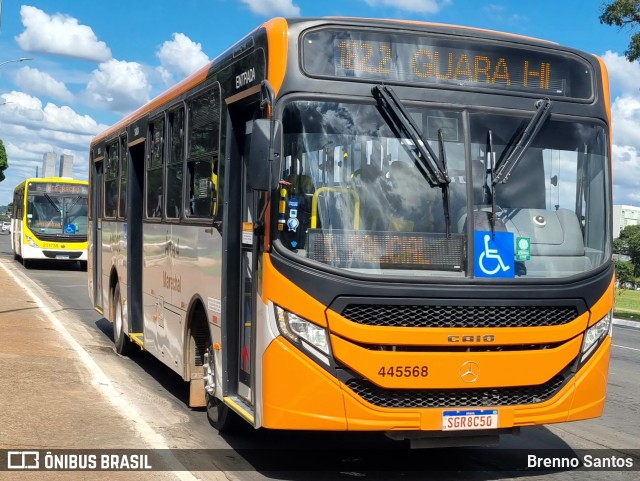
[614, 288, 640, 321]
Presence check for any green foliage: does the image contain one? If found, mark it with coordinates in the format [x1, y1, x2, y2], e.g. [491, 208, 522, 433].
[0, 139, 7, 182]
[614, 288, 640, 317]
[615, 260, 635, 286]
[600, 0, 640, 61]
[617, 225, 640, 275]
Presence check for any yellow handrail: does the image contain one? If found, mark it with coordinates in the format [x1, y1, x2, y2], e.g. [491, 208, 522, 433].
[311, 187, 360, 229]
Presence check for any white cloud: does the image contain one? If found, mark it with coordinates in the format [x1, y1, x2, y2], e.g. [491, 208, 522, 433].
[0, 91, 105, 141]
[15, 5, 112, 62]
[85, 59, 151, 114]
[483, 4, 524, 23]
[602, 51, 640, 205]
[156, 33, 210, 81]
[611, 94, 640, 147]
[612, 144, 640, 205]
[241, 0, 301, 16]
[13, 66, 74, 103]
[363, 0, 451, 14]
[0, 91, 107, 204]
[602, 50, 640, 97]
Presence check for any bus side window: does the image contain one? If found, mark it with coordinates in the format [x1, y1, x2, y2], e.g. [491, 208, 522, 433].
[104, 141, 119, 218]
[167, 107, 185, 219]
[186, 85, 220, 219]
[118, 136, 128, 220]
[146, 117, 165, 218]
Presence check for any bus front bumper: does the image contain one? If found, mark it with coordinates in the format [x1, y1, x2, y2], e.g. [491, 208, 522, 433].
[261, 335, 611, 432]
[22, 243, 87, 261]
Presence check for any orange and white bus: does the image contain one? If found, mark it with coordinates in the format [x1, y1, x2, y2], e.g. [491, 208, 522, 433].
[12, 177, 89, 269]
[88, 17, 613, 446]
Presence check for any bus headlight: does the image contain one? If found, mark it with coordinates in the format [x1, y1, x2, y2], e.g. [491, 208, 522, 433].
[580, 311, 612, 362]
[275, 306, 330, 356]
[26, 235, 37, 248]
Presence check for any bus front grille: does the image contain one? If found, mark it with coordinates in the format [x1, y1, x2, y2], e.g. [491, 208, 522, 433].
[42, 250, 83, 259]
[341, 304, 578, 328]
[33, 233, 88, 243]
[345, 375, 566, 408]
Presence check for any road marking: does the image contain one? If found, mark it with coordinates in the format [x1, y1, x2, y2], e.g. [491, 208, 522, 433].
[0, 261, 206, 481]
[612, 344, 640, 352]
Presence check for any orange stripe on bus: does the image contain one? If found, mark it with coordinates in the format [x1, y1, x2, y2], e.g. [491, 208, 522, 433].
[263, 17, 289, 96]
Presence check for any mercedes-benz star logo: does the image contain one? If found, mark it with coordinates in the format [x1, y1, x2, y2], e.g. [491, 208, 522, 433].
[459, 361, 480, 383]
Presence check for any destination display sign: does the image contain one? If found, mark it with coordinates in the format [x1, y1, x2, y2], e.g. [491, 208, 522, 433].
[302, 29, 593, 99]
[28, 182, 88, 195]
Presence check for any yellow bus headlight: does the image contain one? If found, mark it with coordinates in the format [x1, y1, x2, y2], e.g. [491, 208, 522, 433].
[275, 306, 330, 356]
[26, 235, 38, 248]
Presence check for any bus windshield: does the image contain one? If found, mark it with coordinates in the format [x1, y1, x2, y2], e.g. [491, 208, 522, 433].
[277, 99, 609, 279]
[27, 191, 88, 238]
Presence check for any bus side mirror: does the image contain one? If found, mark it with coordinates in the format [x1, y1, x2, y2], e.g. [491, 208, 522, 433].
[247, 119, 281, 191]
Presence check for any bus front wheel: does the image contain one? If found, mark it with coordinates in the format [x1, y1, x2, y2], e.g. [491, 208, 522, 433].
[204, 346, 244, 433]
[113, 284, 136, 356]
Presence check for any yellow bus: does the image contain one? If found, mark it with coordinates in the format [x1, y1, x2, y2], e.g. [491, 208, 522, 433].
[88, 17, 613, 447]
[12, 177, 89, 269]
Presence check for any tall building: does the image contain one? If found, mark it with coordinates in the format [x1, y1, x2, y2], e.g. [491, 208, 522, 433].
[42, 152, 56, 178]
[613, 204, 640, 238]
[59, 153, 74, 178]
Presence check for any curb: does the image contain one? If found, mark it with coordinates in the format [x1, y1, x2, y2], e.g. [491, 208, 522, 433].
[613, 318, 640, 329]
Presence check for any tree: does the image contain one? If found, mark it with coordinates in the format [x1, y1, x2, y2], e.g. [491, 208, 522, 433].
[616, 224, 640, 276]
[600, 0, 640, 61]
[615, 260, 635, 291]
[0, 139, 7, 182]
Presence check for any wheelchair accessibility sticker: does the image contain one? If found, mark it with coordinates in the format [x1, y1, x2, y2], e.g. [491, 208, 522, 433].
[474, 231, 515, 278]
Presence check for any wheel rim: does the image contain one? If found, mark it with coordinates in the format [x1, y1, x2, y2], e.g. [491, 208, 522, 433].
[114, 292, 122, 339]
[203, 346, 216, 396]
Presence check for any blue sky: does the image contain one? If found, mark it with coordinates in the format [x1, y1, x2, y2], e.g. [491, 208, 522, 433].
[0, 0, 637, 205]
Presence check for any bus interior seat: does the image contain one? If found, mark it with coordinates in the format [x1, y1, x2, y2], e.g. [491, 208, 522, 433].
[387, 161, 442, 232]
[504, 207, 591, 275]
[355, 163, 389, 231]
[495, 149, 546, 210]
[459, 150, 546, 233]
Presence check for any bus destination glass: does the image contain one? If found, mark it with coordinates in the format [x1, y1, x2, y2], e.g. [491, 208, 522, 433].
[28, 182, 89, 195]
[302, 28, 594, 99]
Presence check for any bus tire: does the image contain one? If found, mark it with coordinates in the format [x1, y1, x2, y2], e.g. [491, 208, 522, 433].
[113, 284, 136, 356]
[79, 261, 87, 271]
[22, 258, 31, 269]
[207, 397, 243, 433]
[204, 346, 245, 434]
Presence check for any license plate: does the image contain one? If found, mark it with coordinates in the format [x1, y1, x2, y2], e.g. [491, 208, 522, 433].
[442, 409, 498, 431]
[56, 255, 70, 259]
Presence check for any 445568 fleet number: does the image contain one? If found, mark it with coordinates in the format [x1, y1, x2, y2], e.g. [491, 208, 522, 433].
[377, 366, 429, 378]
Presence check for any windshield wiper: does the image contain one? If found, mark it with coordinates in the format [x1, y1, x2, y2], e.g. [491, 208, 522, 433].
[437, 129, 452, 236]
[372, 85, 450, 187]
[485, 130, 498, 234]
[43, 193, 62, 215]
[372, 84, 452, 235]
[493, 98, 552, 185]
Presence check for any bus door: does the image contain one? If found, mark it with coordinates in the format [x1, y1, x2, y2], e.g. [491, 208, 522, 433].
[92, 159, 104, 311]
[238, 142, 260, 404]
[226, 100, 264, 410]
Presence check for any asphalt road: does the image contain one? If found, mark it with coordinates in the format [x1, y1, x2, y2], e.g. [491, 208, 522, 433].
[1, 232, 638, 480]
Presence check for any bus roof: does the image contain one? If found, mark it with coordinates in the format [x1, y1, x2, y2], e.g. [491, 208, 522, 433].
[91, 16, 586, 146]
[14, 177, 88, 191]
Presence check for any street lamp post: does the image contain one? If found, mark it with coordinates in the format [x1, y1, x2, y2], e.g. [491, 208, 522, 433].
[0, 57, 33, 68]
